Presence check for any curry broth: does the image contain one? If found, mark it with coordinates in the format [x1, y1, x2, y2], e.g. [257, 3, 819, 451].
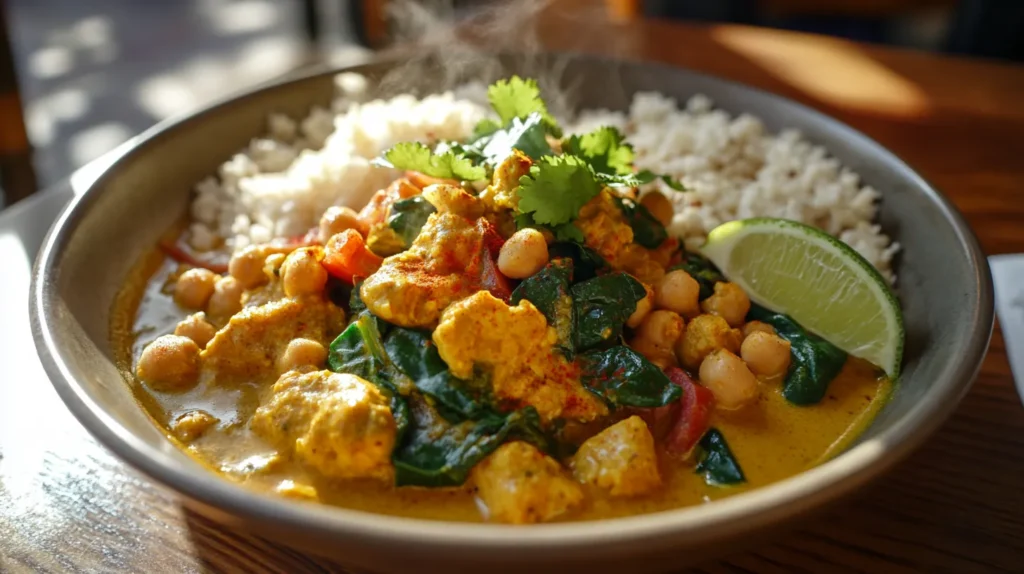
[113, 245, 891, 523]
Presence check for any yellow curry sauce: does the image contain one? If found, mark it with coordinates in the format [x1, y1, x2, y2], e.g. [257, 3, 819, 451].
[113, 223, 890, 524]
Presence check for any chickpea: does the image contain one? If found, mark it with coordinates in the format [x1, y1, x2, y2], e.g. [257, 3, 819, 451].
[173, 268, 218, 310]
[276, 338, 327, 373]
[742, 320, 776, 338]
[229, 245, 292, 289]
[497, 228, 549, 279]
[700, 282, 751, 327]
[699, 349, 759, 410]
[630, 310, 684, 367]
[640, 191, 674, 227]
[173, 312, 217, 348]
[206, 276, 244, 319]
[626, 285, 654, 328]
[137, 335, 201, 391]
[319, 206, 362, 243]
[263, 253, 286, 279]
[282, 247, 328, 298]
[654, 269, 701, 317]
[741, 331, 792, 378]
[636, 310, 685, 349]
[676, 313, 743, 371]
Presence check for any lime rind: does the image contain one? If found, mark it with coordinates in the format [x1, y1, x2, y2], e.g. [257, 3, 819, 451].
[700, 218, 904, 378]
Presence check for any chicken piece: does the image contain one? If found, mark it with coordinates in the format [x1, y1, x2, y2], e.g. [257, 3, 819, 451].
[201, 296, 344, 381]
[676, 314, 743, 371]
[575, 191, 635, 265]
[574, 190, 675, 284]
[171, 410, 219, 442]
[571, 416, 661, 497]
[472, 441, 583, 524]
[360, 212, 504, 328]
[479, 150, 532, 212]
[422, 184, 484, 219]
[251, 370, 396, 481]
[433, 291, 607, 423]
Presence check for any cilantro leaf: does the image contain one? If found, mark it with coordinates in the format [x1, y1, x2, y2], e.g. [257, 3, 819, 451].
[379, 142, 486, 181]
[639, 170, 686, 191]
[517, 155, 601, 226]
[563, 126, 685, 191]
[552, 222, 585, 242]
[562, 127, 635, 176]
[596, 169, 686, 191]
[488, 76, 562, 137]
[479, 112, 552, 163]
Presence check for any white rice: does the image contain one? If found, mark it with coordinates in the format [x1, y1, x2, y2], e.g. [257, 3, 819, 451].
[188, 75, 898, 281]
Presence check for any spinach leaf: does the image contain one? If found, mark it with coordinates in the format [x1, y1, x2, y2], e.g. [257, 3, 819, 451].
[695, 428, 745, 486]
[613, 196, 668, 249]
[748, 304, 847, 405]
[510, 258, 575, 352]
[328, 313, 554, 488]
[327, 313, 388, 382]
[393, 395, 550, 487]
[571, 272, 647, 351]
[477, 112, 553, 163]
[671, 251, 725, 300]
[578, 346, 681, 408]
[383, 327, 488, 421]
[548, 241, 608, 283]
[387, 196, 436, 249]
[326, 312, 410, 440]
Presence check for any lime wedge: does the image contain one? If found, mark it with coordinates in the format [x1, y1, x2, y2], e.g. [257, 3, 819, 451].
[700, 218, 903, 378]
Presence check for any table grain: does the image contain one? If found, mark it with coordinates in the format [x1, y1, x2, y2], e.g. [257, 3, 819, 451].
[3, 15, 1024, 574]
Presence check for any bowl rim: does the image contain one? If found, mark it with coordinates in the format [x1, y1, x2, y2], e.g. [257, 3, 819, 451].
[30, 51, 994, 552]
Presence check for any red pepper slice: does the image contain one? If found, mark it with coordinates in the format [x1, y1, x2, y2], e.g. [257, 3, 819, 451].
[322, 229, 383, 284]
[664, 367, 715, 457]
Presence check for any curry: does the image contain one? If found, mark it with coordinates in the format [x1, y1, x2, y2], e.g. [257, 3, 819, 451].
[115, 77, 894, 525]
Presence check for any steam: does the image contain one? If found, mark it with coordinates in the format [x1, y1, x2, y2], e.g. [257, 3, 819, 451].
[373, 0, 583, 119]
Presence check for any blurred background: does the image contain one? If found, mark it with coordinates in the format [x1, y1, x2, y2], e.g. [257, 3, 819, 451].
[1, 0, 1021, 208]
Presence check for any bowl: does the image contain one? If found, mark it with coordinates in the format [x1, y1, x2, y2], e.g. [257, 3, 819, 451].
[30, 53, 993, 573]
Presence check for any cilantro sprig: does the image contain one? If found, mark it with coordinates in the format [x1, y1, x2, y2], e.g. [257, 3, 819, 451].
[517, 155, 602, 226]
[562, 126, 634, 176]
[563, 126, 684, 190]
[376, 142, 486, 181]
[487, 76, 562, 137]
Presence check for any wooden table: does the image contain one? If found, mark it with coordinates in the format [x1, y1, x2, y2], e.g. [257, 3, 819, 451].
[3, 15, 1024, 573]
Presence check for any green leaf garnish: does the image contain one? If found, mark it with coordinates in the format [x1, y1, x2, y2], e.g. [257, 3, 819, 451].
[480, 113, 552, 162]
[488, 76, 562, 137]
[562, 126, 635, 176]
[378, 142, 486, 181]
[517, 155, 602, 226]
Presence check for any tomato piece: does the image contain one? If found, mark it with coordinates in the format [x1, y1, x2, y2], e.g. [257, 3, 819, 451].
[464, 219, 511, 301]
[664, 367, 715, 457]
[477, 248, 512, 301]
[358, 178, 422, 228]
[630, 402, 680, 441]
[323, 229, 384, 284]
